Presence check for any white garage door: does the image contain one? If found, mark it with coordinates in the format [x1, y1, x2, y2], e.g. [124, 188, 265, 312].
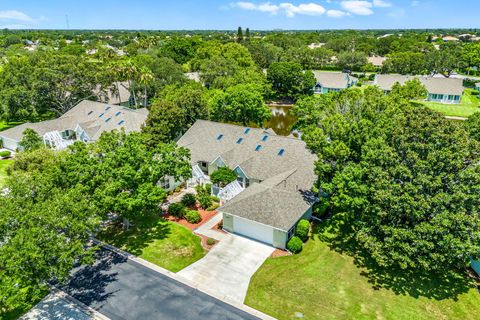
[233, 215, 274, 245]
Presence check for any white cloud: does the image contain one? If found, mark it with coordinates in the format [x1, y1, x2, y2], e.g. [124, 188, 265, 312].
[373, 0, 392, 7]
[231, 2, 326, 17]
[340, 1, 374, 15]
[0, 10, 34, 22]
[327, 9, 348, 18]
[280, 3, 326, 17]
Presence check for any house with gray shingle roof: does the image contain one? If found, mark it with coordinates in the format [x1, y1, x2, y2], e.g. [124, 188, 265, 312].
[0, 100, 147, 151]
[313, 71, 358, 94]
[374, 74, 464, 104]
[176, 120, 318, 249]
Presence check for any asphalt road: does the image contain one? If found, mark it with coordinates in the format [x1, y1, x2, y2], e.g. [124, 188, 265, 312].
[61, 249, 260, 320]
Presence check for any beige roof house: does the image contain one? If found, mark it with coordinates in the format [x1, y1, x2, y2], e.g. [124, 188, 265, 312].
[368, 56, 387, 67]
[375, 74, 464, 96]
[0, 100, 147, 151]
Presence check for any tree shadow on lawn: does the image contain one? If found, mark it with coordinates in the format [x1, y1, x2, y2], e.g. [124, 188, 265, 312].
[313, 219, 478, 301]
[98, 215, 172, 256]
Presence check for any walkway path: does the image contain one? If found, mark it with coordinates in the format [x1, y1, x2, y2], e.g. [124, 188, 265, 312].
[194, 212, 228, 241]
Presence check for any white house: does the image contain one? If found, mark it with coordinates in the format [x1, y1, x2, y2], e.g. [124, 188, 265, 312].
[313, 71, 358, 94]
[175, 120, 318, 249]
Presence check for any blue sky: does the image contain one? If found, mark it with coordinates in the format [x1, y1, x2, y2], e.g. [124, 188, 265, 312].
[1, 1, 479, 30]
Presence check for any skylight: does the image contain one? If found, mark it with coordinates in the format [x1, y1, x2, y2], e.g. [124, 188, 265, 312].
[217, 134, 224, 140]
[98, 113, 104, 118]
[236, 138, 243, 144]
[255, 145, 262, 151]
[278, 149, 285, 156]
[244, 128, 251, 134]
[105, 118, 111, 123]
[115, 111, 121, 116]
[118, 120, 125, 125]
[87, 111, 93, 115]
[262, 135, 269, 142]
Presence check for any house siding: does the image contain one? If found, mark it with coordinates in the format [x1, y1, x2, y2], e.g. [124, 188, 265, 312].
[223, 213, 234, 232]
[427, 93, 461, 104]
[273, 229, 287, 249]
[472, 259, 480, 276]
[0, 136, 19, 151]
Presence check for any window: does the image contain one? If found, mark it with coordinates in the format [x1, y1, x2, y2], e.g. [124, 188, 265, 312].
[98, 113, 104, 118]
[244, 128, 251, 134]
[278, 149, 285, 156]
[255, 145, 262, 151]
[236, 138, 243, 144]
[87, 111, 93, 115]
[455, 95, 460, 101]
[262, 135, 269, 142]
[115, 111, 122, 116]
[159, 178, 170, 190]
[438, 94, 444, 100]
[118, 120, 125, 125]
[217, 134, 224, 140]
[105, 118, 111, 123]
[448, 95, 454, 101]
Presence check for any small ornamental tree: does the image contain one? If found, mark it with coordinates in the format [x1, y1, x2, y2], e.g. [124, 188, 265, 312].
[181, 193, 197, 207]
[295, 219, 310, 242]
[210, 167, 237, 187]
[287, 236, 303, 254]
[18, 128, 43, 152]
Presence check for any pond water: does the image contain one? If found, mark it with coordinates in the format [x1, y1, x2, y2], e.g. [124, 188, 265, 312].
[264, 105, 297, 136]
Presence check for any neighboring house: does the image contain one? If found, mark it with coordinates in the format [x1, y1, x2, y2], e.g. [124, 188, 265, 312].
[472, 259, 480, 276]
[313, 71, 358, 94]
[176, 120, 318, 249]
[0, 100, 147, 151]
[368, 56, 387, 68]
[374, 74, 464, 104]
[442, 36, 460, 42]
[475, 82, 480, 92]
[307, 42, 325, 49]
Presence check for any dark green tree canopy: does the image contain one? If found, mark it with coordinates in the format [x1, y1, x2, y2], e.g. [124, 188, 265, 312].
[210, 167, 237, 187]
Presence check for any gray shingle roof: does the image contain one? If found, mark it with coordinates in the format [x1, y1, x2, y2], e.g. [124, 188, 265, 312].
[178, 120, 318, 230]
[375, 74, 464, 96]
[313, 71, 357, 89]
[218, 169, 317, 231]
[0, 100, 147, 142]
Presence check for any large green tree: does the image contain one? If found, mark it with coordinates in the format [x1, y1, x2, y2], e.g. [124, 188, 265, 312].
[208, 84, 271, 126]
[267, 62, 315, 100]
[296, 88, 480, 272]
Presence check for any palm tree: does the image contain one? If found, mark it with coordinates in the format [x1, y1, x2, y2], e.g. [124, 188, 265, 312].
[137, 67, 154, 107]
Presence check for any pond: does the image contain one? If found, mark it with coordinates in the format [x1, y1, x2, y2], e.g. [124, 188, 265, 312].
[264, 105, 297, 136]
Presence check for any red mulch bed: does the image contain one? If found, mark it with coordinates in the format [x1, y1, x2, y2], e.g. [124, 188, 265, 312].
[198, 234, 218, 250]
[271, 249, 291, 258]
[163, 204, 218, 231]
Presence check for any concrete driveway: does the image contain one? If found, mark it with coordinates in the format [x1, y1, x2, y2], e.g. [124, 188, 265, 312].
[178, 234, 275, 303]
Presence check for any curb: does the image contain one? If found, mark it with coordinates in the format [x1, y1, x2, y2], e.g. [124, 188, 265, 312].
[92, 238, 276, 320]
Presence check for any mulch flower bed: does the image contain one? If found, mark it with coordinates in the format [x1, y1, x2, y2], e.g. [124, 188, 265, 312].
[163, 204, 218, 231]
[271, 249, 291, 258]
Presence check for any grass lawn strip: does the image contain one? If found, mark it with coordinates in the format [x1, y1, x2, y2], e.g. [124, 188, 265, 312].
[0, 159, 13, 187]
[421, 89, 480, 118]
[246, 224, 480, 320]
[98, 216, 205, 273]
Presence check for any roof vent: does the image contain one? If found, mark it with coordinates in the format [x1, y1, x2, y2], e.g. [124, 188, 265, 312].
[87, 111, 93, 115]
[255, 145, 262, 151]
[244, 128, 251, 134]
[278, 149, 285, 156]
[105, 106, 111, 111]
[217, 134, 224, 141]
[237, 138, 243, 144]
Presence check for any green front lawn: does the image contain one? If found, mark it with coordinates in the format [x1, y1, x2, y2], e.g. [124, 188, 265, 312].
[98, 216, 205, 272]
[0, 159, 13, 187]
[421, 89, 480, 118]
[0, 121, 23, 132]
[246, 224, 480, 320]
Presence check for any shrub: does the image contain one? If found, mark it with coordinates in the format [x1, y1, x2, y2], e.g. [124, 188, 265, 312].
[287, 236, 303, 254]
[181, 193, 196, 207]
[210, 195, 220, 203]
[198, 193, 212, 209]
[295, 219, 310, 242]
[0, 150, 11, 158]
[168, 203, 186, 218]
[313, 198, 330, 218]
[206, 238, 216, 246]
[206, 203, 220, 211]
[471, 89, 479, 96]
[185, 210, 202, 224]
